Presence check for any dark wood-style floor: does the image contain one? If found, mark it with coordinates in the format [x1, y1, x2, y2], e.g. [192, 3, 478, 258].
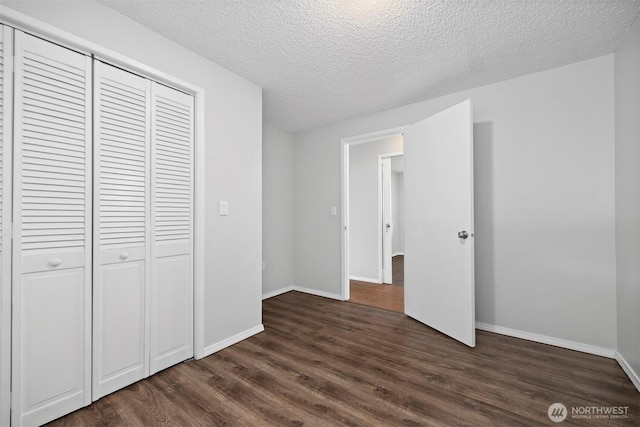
[48, 291, 639, 426]
[349, 254, 404, 312]
[349, 280, 404, 313]
[392, 254, 404, 286]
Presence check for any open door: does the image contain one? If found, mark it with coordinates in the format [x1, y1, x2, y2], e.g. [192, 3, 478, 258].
[404, 100, 475, 347]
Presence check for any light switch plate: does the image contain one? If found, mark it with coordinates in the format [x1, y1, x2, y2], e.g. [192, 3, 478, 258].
[219, 201, 229, 216]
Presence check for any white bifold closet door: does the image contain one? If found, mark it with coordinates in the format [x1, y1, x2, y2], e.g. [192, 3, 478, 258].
[93, 61, 151, 400]
[149, 83, 194, 374]
[93, 61, 194, 398]
[11, 30, 92, 427]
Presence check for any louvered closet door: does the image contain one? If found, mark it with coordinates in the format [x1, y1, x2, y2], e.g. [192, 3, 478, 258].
[0, 24, 13, 427]
[12, 31, 92, 427]
[150, 82, 194, 374]
[93, 61, 150, 400]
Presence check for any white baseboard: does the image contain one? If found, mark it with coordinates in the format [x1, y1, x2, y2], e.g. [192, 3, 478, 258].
[201, 324, 265, 358]
[475, 322, 616, 358]
[292, 286, 344, 301]
[392, 252, 404, 257]
[615, 351, 640, 393]
[262, 286, 294, 300]
[349, 275, 381, 284]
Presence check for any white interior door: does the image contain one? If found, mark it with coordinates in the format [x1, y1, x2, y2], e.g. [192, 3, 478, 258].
[149, 82, 194, 374]
[93, 60, 151, 400]
[0, 24, 13, 427]
[404, 100, 475, 347]
[381, 157, 393, 284]
[12, 30, 92, 426]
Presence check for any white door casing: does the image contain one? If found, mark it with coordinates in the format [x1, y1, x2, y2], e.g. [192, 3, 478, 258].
[404, 100, 476, 347]
[93, 61, 151, 400]
[149, 82, 194, 374]
[12, 30, 92, 426]
[0, 23, 13, 427]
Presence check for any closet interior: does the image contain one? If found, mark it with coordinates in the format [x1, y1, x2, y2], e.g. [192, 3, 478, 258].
[1, 25, 196, 426]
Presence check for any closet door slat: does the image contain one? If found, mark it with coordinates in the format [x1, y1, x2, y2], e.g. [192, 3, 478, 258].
[12, 30, 92, 427]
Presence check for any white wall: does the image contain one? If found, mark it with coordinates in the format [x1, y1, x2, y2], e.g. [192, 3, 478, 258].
[391, 171, 404, 256]
[614, 16, 640, 390]
[294, 55, 617, 351]
[348, 136, 403, 281]
[3, 1, 263, 351]
[263, 123, 294, 297]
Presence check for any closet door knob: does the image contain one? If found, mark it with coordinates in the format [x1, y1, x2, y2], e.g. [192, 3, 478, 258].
[49, 257, 62, 267]
[458, 230, 469, 239]
[119, 251, 129, 260]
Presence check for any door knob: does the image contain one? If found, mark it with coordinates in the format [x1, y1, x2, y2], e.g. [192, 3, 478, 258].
[49, 257, 62, 267]
[120, 251, 129, 260]
[386, 223, 391, 230]
[458, 230, 469, 239]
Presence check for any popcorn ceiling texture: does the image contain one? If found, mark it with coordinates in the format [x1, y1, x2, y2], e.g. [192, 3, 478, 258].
[99, 0, 640, 132]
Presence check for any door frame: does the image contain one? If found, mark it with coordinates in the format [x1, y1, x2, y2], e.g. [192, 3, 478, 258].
[378, 152, 403, 284]
[0, 24, 13, 427]
[0, 11, 207, 420]
[340, 127, 405, 300]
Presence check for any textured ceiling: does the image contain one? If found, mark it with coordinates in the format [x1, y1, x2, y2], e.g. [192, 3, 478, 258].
[98, 0, 640, 132]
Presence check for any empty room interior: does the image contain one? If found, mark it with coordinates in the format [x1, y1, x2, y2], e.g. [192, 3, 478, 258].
[1, 1, 640, 426]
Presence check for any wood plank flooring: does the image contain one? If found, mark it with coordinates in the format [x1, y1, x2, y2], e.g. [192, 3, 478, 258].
[47, 291, 639, 426]
[349, 280, 404, 313]
[392, 254, 404, 286]
[348, 254, 404, 312]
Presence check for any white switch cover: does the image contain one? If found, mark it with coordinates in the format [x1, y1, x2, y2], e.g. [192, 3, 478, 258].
[219, 201, 229, 216]
[331, 206, 337, 216]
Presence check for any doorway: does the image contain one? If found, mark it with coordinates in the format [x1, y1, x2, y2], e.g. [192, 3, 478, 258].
[341, 100, 475, 348]
[343, 133, 404, 312]
[382, 154, 405, 286]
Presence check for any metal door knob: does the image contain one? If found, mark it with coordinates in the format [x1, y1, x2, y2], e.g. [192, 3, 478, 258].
[458, 230, 469, 239]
